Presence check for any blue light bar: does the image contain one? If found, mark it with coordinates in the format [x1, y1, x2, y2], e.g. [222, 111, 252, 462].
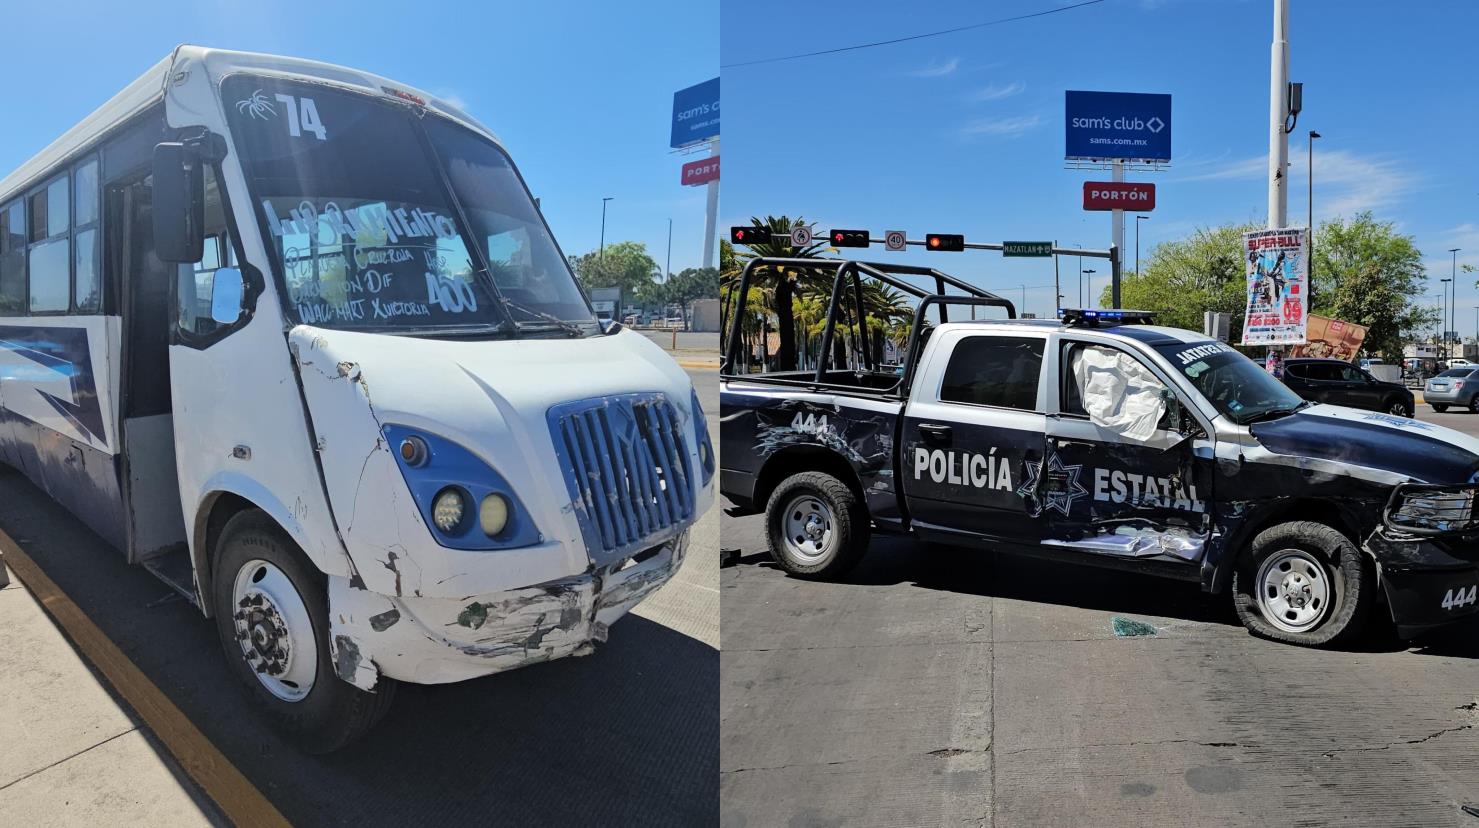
[1058, 308, 1156, 327]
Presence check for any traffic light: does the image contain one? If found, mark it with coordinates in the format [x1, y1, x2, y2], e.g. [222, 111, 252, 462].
[925, 233, 965, 252]
[731, 226, 768, 245]
[829, 229, 869, 248]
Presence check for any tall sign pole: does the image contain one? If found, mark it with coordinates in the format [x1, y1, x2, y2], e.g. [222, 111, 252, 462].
[1268, 0, 1290, 230]
[703, 137, 719, 269]
[1111, 159, 1125, 307]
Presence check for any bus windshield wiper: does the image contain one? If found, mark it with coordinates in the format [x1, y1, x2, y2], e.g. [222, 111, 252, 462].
[503, 301, 586, 337]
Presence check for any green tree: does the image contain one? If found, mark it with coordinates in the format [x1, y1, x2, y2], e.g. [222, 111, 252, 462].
[729, 216, 827, 371]
[666, 267, 718, 330]
[1103, 214, 1436, 359]
[568, 241, 660, 296]
[1310, 212, 1436, 358]
[1103, 222, 1256, 341]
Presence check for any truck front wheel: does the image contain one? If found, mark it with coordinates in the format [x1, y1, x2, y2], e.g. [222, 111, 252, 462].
[1231, 520, 1373, 647]
[211, 510, 396, 753]
[765, 471, 870, 578]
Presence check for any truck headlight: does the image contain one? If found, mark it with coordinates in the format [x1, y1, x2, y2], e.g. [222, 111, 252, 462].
[432, 488, 466, 532]
[480, 494, 509, 536]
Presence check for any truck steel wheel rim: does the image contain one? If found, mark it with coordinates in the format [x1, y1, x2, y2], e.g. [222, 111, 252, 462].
[231, 559, 317, 701]
[1256, 549, 1332, 633]
[782, 495, 835, 563]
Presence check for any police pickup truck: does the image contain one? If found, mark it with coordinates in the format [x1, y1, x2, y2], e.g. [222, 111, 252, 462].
[720, 259, 1479, 647]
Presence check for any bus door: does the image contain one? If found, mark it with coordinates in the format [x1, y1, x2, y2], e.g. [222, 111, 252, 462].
[112, 174, 187, 563]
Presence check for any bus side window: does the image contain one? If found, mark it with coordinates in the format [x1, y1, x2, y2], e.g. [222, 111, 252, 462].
[0, 200, 23, 313]
[176, 167, 235, 336]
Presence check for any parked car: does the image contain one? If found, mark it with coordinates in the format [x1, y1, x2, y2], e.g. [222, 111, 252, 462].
[1280, 358, 1415, 417]
[1425, 367, 1479, 412]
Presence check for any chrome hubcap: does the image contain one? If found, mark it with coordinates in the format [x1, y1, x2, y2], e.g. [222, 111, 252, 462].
[782, 495, 834, 563]
[1256, 549, 1332, 633]
[232, 559, 317, 701]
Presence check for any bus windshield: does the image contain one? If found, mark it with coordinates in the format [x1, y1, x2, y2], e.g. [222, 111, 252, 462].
[1154, 340, 1307, 425]
[222, 75, 595, 335]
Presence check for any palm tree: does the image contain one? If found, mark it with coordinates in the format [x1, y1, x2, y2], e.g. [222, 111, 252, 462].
[731, 216, 828, 372]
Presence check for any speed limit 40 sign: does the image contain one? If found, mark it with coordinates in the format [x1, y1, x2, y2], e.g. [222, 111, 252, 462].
[884, 230, 907, 252]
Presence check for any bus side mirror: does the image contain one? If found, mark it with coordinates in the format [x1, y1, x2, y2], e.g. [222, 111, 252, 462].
[153, 142, 204, 263]
[210, 267, 244, 325]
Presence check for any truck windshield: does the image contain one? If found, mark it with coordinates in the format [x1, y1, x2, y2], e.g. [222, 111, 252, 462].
[1154, 340, 1306, 424]
[222, 75, 595, 335]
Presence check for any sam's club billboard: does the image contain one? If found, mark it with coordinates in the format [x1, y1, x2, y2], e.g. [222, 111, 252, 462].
[1065, 91, 1171, 162]
[671, 77, 719, 149]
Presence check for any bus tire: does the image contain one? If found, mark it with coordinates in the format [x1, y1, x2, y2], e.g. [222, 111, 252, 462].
[211, 510, 396, 753]
[765, 471, 869, 579]
[1231, 520, 1373, 648]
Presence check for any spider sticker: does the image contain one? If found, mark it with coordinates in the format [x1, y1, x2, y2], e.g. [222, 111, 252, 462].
[236, 89, 276, 120]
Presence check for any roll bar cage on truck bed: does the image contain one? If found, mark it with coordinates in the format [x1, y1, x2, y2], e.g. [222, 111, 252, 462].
[721, 255, 1019, 394]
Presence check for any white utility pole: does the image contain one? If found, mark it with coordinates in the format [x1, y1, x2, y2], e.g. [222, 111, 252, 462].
[1267, 0, 1290, 229]
[702, 137, 720, 269]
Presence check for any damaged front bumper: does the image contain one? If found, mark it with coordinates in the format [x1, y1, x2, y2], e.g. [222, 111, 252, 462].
[326, 532, 688, 689]
[1365, 529, 1479, 637]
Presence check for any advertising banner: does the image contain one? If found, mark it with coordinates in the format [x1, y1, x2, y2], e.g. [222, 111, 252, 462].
[1064, 91, 1172, 162]
[1240, 227, 1308, 346]
[670, 77, 720, 149]
[1290, 314, 1369, 361]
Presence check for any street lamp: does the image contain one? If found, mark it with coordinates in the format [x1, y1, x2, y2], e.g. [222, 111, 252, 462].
[1135, 215, 1149, 275]
[1082, 268, 1097, 307]
[1308, 130, 1320, 306]
[1442, 278, 1453, 360]
[599, 197, 614, 258]
[1452, 248, 1463, 351]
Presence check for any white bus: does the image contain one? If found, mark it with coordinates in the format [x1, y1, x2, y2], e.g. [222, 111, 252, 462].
[0, 46, 714, 751]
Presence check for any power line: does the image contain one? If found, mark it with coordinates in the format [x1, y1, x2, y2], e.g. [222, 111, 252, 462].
[722, 0, 1110, 69]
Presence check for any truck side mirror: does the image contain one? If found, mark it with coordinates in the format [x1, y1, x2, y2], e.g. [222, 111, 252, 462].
[210, 267, 244, 325]
[153, 142, 205, 263]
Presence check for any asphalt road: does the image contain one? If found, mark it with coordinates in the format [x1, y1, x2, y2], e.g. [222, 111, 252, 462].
[0, 367, 719, 826]
[720, 404, 1479, 827]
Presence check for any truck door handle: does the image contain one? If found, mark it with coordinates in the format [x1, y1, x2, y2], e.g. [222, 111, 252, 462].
[917, 423, 953, 445]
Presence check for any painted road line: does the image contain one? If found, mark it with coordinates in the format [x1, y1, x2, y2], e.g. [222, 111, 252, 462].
[677, 359, 718, 370]
[0, 529, 290, 828]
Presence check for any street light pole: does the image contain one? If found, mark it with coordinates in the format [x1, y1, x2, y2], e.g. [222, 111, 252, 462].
[600, 197, 614, 259]
[666, 217, 673, 280]
[1134, 215, 1149, 275]
[1442, 278, 1453, 360]
[1452, 248, 1463, 354]
[1082, 269, 1097, 307]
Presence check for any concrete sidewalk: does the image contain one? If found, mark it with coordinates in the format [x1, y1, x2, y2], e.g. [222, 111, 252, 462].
[0, 560, 221, 827]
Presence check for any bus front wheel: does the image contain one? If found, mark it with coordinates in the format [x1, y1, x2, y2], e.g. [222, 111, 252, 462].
[211, 510, 395, 753]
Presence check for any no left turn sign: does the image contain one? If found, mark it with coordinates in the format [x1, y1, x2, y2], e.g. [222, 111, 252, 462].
[885, 230, 907, 252]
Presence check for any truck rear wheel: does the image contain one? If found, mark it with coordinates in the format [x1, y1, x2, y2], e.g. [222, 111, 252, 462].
[212, 510, 395, 753]
[1231, 520, 1373, 647]
[765, 471, 869, 578]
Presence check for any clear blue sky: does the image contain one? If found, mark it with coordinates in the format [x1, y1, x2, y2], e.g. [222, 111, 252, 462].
[0, 0, 715, 276]
[722, 0, 1478, 331]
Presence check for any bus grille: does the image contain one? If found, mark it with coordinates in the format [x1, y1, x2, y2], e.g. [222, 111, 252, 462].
[549, 393, 694, 565]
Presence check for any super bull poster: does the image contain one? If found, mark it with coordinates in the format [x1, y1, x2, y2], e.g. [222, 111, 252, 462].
[1240, 227, 1308, 346]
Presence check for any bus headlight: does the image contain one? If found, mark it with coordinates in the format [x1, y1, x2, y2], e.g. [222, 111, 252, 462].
[432, 488, 466, 532]
[480, 494, 509, 536]
[384, 425, 542, 550]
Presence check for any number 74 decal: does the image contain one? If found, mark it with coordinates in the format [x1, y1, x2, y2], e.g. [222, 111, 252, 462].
[1441, 585, 1477, 611]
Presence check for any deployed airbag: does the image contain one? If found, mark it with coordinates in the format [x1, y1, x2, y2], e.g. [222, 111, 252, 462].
[1074, 346, 1167, 442]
